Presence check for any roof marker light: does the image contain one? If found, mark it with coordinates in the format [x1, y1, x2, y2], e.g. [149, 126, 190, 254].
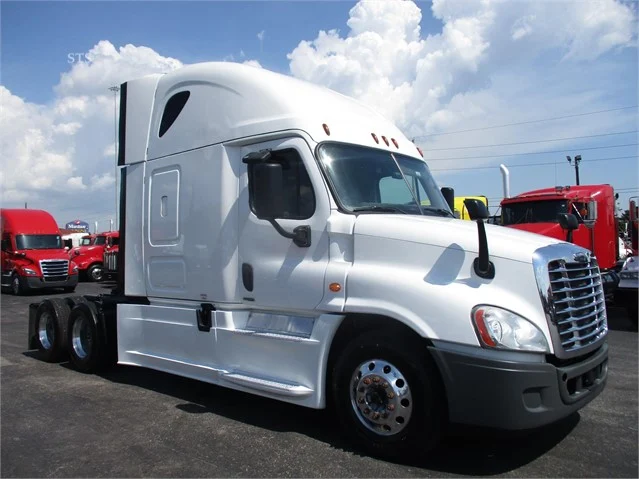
[371, 133, 379, 144]
[323, 123, 331, 136]
[391, 138, 399, 148]
[382, 136, 389, 146]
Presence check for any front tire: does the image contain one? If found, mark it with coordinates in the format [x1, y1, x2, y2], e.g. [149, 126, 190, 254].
[86, 264, 103, 282]
[11, 274, 24, 296]
[331, 329, 445, 459]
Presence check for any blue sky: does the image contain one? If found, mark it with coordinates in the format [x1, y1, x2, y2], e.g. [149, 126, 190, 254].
[1, 0, 637, 227]
[1, 1, 442, 103]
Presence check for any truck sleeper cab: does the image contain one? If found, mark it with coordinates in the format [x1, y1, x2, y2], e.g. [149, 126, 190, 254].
[2, 209, 78, 295]
[28, 63, 607, 458]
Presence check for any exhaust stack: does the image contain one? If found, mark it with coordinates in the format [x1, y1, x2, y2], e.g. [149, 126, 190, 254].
[500, 164, 510, 199]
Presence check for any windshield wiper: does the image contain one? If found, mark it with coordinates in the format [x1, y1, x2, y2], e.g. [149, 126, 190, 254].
[422, 206, 454, 218]
[352, 206, 407, 214]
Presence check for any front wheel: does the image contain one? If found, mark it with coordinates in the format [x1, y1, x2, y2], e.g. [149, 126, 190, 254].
[86, 264, 103, 282]
[11, 274, 24, 296]
[331, 329, 445, 459]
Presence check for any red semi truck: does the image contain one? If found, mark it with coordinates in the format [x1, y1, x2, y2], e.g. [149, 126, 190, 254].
[500, 184, 619, 295]
[70, 231, 119, 282]
[1, 209, 79, 295]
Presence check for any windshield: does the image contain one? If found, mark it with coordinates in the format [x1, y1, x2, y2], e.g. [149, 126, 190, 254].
[317, 143, 451, 216]
[80, 237, 94, 246]
[15, 234, 62, 250]
[502, 200, 568, 225]
[95, 236, 106, 246]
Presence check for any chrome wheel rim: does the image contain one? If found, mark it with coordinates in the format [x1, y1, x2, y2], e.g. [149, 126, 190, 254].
[72, 316, 92, 359]
[90, 267, 103, 281]
[350, 359, 413, 436]
[38, 312, 55, 350]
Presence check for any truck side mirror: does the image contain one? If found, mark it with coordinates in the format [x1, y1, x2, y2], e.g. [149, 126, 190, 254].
[252, 162, 285, 219]
[440, 187, 455, 212]
[558, 213, 578, 243]
[463, 199, 489, 220]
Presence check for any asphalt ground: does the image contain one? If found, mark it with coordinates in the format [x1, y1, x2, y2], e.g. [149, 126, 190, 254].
[1, 282, 637, 478]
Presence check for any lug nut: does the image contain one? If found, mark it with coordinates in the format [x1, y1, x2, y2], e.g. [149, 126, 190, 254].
[372, 376, 380, 383]
[357, 397, 365, 404]
[364, 408, 371, 415]
[387, 392, 395, 399]
[382, 382, 389, 388]
[372, 412, 380, 420]
[363, 378, 371, 385]
[387, 404, 395, 411]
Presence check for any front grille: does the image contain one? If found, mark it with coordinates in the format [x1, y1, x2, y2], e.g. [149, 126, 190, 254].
[548, 258, 607, 353]
[104, 252, 118, 272]
[40, 260, 69, 279]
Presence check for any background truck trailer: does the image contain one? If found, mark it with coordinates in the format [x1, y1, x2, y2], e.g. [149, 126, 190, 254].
[1, 209, 79, 295]
[28, 63, 608, 458]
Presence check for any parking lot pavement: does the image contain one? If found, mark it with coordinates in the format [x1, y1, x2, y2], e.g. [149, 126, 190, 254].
[1, 282, 637, 478]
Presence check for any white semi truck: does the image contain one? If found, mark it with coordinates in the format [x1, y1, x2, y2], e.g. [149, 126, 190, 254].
[29, 63, 608, 458]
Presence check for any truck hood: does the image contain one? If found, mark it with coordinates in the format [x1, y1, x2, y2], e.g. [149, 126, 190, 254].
[506, 222, 564, 241]
[14, 249, 71, 266]
[353, 214, 563, 264]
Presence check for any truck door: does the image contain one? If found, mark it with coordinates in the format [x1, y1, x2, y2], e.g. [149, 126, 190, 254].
[238, 137, 330, 311]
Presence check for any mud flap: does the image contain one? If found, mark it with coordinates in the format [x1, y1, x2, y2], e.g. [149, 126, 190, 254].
[28, 303, 39, 350]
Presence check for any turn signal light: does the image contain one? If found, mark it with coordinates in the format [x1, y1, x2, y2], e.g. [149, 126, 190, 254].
[329, 283, 342, 292]
[473, 308, 497, 347]
[323, 123, 331, 136]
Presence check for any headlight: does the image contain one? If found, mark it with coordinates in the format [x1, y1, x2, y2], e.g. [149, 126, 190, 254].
[620, 271, 638, 280]
[72, 264, 79, 272]
[22, 268, 37, 276]
[472, 305, 549, 353]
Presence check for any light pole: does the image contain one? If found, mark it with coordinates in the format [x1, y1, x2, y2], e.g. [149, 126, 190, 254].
[566, 154, 582, 185]
[108, 86, 120, 226]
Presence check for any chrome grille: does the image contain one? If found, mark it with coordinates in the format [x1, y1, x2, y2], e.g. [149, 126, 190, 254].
[533, 244, 608, 359]
[39, 260, 69, 282]
[104, 251, 118, 272]
[548, 258, 607, 353]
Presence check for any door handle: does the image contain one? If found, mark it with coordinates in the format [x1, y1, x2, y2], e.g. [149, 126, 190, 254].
[196, 303, 215, 332]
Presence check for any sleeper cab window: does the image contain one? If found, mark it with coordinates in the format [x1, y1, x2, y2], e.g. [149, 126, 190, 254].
[159, 91, 191, 138]
[248, 148, 316, 220]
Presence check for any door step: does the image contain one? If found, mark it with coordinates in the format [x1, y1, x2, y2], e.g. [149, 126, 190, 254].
[222, 372, 313, 397]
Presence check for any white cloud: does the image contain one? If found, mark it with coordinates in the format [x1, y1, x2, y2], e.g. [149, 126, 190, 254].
[243, 60, 262, 68]
[103, 143, 116, 158]
[0, 42, 182, 221]
[288, 0, 637, 147]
